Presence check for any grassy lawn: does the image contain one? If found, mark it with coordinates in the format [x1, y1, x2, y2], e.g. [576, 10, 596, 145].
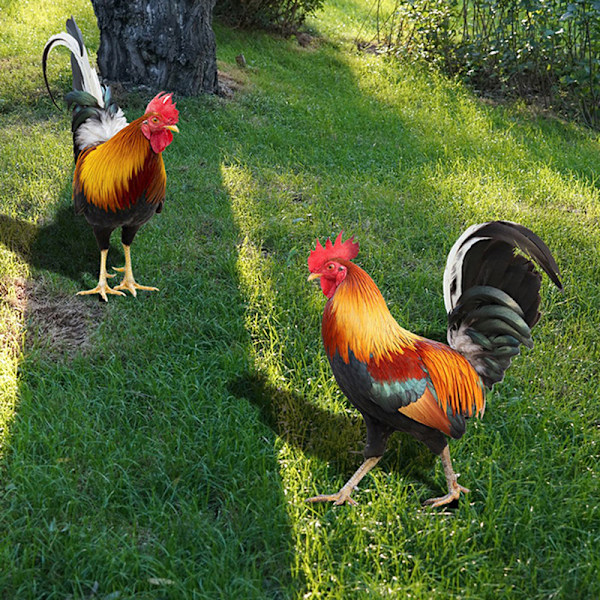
[1, 0, 599, 598]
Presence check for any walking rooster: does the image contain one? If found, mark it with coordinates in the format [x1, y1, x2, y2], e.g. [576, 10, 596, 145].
[307, 222, 562, 507]
[43, 18, 179, 301]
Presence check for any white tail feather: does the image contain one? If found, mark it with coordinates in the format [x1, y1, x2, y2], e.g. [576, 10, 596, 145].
[46, 32, 104, 107]
[443, 223, 490, 313]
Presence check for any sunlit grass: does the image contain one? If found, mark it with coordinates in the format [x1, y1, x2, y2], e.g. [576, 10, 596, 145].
[0, 0, 98, 109]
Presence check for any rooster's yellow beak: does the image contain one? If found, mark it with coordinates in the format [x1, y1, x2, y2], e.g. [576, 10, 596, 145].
[166, 125, 180, 133]
[307, 273, 321, 281]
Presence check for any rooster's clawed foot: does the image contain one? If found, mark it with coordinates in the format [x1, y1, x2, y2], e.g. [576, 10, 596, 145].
[112, 268, 159, 297]
[306, 489, 358, 506]
[77, 282, 125, 303]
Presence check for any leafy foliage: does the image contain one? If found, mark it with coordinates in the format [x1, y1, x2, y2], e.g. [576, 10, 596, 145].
[370, 0, 600, 126]
[216, 0, 324, 34]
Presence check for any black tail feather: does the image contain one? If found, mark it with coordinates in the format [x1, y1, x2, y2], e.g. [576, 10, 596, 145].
[42, 16, 87, 109]
[65, 17, 86, 93]
[444, 221, 562, 388]
[42, 38, 62, 109]
[42, 16, 104, 110]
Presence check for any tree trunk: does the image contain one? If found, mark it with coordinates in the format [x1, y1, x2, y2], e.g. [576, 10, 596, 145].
[90, 0, 218, 96]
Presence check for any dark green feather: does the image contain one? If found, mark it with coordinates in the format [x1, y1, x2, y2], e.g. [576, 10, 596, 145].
[455, 285, 526, 318]
[475, 318, 533, 348]
[468, 305, 531, 338]
[465, 328, 493, 350]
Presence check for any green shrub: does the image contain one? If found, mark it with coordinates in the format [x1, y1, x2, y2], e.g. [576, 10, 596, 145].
[370, 0, 600, 127]
[216, 0, 324, 34]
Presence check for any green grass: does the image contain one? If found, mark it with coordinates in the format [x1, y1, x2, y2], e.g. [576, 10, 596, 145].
[1, 0, 600, 598]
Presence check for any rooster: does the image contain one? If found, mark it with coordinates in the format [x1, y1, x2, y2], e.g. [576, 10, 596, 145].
[307, 222, 562, 507]
[43, 18, 179, 301]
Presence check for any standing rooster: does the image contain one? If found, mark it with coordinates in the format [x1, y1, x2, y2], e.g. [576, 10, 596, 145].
[307, 222, 562, 507]
[43, 18, 179, 301]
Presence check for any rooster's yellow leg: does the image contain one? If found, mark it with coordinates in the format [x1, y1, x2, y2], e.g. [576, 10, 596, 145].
[113, 244, 159, 297]
[306, 456, 382, 506]
[423, 445, 470, 508]
[77, 249, 125, 302]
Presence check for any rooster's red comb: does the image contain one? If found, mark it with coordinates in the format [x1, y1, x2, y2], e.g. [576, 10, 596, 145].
[145, 92, 179, 124]
[308, 232, 359, 272]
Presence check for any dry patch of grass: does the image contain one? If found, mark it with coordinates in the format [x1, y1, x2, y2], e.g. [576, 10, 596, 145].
[25, 279, 103, 357]
[0, 278, 27, 360]
[217, 60, 252, 98]
[1, 276, 102, 358]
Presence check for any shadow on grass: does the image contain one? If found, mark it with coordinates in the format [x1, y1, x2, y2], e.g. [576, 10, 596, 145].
[228, 371, 440, 493]
[0, 204, 123, 287]
[1, 111, 300, 600]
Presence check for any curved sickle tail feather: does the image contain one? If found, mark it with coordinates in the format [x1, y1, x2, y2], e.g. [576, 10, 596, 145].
[43, 17, 104, 109]
[43, 18, 128, 159]
[444, 221, 562, 388]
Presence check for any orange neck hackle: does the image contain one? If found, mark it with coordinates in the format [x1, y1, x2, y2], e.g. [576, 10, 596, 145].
[74, 116, 166, 212]
[322, 261, 420, 364]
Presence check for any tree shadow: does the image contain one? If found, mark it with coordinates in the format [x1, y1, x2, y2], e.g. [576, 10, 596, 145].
[0, 204, 123, 287]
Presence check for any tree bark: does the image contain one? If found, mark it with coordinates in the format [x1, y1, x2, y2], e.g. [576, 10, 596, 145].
[90, 0, 218, 96]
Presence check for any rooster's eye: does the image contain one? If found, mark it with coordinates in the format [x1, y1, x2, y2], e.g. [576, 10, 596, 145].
[151, 117, 159, 124]
[327, 264, 334, 270]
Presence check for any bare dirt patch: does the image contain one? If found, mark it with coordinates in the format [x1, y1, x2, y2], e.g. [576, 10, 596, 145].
[0, 277, 102, 358]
